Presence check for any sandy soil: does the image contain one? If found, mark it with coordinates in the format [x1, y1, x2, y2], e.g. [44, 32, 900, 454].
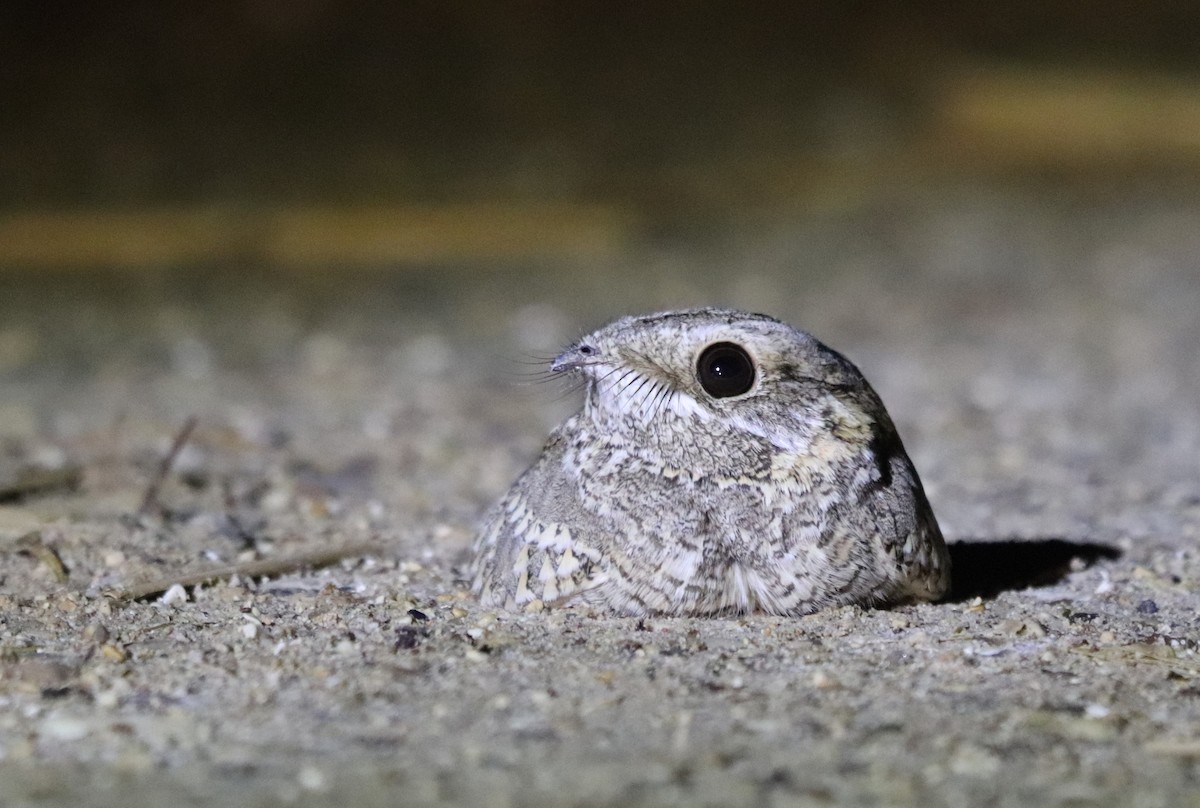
[2, 190, 1199, 807]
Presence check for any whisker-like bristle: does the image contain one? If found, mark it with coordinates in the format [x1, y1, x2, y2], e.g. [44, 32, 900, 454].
[648, 381, 673, 421]
[509, 369, 560, 384]
[605, 366, 626, 382]
[548, 379, 589, 403]
[631, 379, 649, 417]
[660, 389, 679, 421]
[627, 373, 653, 405]
[495, 352, 554, 383]
[604, 369, 633, 398]
[511, 353, 558, 365]
[641, 381, 665, 421]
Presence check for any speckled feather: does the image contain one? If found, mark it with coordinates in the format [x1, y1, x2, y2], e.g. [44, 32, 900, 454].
[470, 308, 950, 615]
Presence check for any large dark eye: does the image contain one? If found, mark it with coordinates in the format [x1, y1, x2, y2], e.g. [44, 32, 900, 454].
[696, 342, 755, 398]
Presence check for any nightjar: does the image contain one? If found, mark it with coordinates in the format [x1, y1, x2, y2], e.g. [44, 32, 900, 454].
[470, 308, 950, 616]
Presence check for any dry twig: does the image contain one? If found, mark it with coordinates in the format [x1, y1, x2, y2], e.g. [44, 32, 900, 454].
[14, 532, 70, 582]
[138, 416, 198, 516]
[0, 466, 83, 503]
[109, 541, 383, 601]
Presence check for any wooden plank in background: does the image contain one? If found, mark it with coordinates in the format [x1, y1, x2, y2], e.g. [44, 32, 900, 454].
[0, 204, 635, 269]
[933, 67, 1200, 166]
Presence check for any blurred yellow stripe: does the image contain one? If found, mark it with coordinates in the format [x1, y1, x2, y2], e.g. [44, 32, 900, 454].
[935, 67, 1200, 165]
[0, 204, 635, 269]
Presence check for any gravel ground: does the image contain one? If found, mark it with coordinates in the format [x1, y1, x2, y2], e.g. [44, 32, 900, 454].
[1, 189, 1199, 807]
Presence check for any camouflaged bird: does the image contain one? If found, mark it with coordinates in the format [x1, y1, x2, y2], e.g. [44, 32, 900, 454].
[470, 308, 950, 616]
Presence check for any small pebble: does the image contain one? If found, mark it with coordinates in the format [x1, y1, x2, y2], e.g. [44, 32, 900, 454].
[811, 671, 838, 689]
[94, 690, 120, 709]
[297, 766, 328, 792]
[1136, 599, 1159, 614]
[1026, 622, 1047, 638]
[82, 622, 109, 643]
[160, 584, 188, 606]
[41, 715, 90, 742]
[101, 644, 128, 662]
[394, 627, 424, 650]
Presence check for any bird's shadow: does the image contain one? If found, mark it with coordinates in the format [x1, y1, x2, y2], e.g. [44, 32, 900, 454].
[944, 538, 1122, 602]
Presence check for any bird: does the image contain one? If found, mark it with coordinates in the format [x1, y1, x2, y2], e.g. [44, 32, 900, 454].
[469, 308, 950, 616]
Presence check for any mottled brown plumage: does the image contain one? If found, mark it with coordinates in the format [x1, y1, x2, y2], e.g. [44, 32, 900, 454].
[470, 308, 950, 615]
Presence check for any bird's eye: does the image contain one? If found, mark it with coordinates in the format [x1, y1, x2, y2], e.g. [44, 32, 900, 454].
[696, 342, 755, 398]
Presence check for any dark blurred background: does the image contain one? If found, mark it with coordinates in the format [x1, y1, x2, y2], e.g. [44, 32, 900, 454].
[3, 1, 1200, 269]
